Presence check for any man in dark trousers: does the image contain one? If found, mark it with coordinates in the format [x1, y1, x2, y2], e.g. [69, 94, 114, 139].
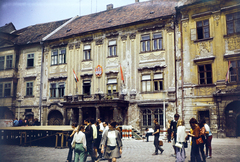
[84, 119, 96, 162]
[170, 113, 180, 157]
[152, 118, 164, 155]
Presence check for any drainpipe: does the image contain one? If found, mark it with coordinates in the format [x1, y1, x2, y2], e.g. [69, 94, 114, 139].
[39, 41, 44, 125]
[174, 16, 178, 113]
[180, 16, 184, 120]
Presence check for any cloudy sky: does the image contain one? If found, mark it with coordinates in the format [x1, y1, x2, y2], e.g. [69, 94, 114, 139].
[0, 0, 150, 30]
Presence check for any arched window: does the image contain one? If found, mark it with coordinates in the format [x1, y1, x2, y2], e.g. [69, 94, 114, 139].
[154, 109, 163, 126]
[143, 109, 152, 126]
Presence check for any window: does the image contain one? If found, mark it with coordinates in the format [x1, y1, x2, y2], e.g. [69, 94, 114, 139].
[50, 83, 57, 98]
[84, 45, 91, 60]
[0, 84, 3, 97]
[26, 82, 33, 96]
[141, 35, 150, 52]
[6, 55, 12, 69]
[27, 54, 34, 68]
[59, 49, 66, 64]
[108, 40, 117, 56]
[153, 73, 163, 91]
[196, 20, 210, 39]
[141, 74, 151, 92]
[51, 50, 58, 65]
[83, 80, 91, 95]
[198, 64, 212, 84]
[107, 78, 117, 94]
[153, 33, 163, 50]
[0, 56, 4, 70]
[58, 82, 65, 97]
[51, 48, 66, 65]
[4, 83, 11, 97]
[226, 12, 240, 34]
[154, 109, 163, 126]
[230, 60, 240, 82]
[143, 109, 152, 126]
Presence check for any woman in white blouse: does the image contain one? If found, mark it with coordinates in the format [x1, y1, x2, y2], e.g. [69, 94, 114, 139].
[176, 119, 187, 162]
[101, 121, 122, 162]
[71, 125, 86, 162]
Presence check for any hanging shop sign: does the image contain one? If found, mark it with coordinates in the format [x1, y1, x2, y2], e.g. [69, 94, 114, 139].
[95, 65, 103, 77]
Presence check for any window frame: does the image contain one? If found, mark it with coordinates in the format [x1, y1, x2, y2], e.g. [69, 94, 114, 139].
[226, 12, 240, 35]
[6, 55, 13, 69]
[26, 82, 33, 96]
[196, 19, 210, 40]
[83, 45, 91, 61]
[4, 83, 11, 97]
[229, 60, 240, 83]
[59, 48, 66, 64]
[152, 33, 163, 50]
[198, 64, 213, 85]
[58, 82, 65, 98]
[153, 73, 163, 91]
[141, 34, 151, 52]
[51, 48, 66, 65]
[154, 109, 163, 126]
[27, 53, 34, 68]
[83, 80, 91, 96]
[0, 83, 3, 97]
[50, 82, 65, 98]
[107, 78, 118, 94]
[108, 40, 117, 57]
[0, 56, 5, 70]
[142, 109, 152, 126]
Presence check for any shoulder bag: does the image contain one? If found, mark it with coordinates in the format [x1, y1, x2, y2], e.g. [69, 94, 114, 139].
[196, 137, 204, 145]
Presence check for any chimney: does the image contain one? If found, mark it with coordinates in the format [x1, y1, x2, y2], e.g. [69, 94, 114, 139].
[135, 0, 139, 2]
[107, 4, 113, 10]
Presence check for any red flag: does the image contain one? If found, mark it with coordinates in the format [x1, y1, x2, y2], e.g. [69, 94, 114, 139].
[120, 64, 124, 83]
[73, 69, 79, 82]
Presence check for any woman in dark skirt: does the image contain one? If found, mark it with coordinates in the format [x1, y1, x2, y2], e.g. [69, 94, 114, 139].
[100, 121, 122, 162]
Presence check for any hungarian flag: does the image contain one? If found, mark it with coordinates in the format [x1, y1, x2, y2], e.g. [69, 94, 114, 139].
[120, 64, 124, 83]
[73, 69, 79, 82]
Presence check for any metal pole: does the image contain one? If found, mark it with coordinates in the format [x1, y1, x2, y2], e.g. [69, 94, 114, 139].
[163, 100, 166, 130]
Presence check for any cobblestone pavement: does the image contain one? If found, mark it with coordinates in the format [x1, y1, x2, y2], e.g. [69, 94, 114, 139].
[0, 137, 240, 162]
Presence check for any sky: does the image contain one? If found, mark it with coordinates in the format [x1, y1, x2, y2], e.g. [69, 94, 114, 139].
[0, 0, 149, 30]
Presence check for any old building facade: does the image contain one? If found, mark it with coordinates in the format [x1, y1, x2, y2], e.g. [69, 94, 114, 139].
[0, 0, 239, 137]
[176, 0, 240, 137]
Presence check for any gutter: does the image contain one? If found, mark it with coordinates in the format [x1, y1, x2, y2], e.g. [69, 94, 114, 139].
[180, 15, 184, 119]
[39, 41, 44, 125]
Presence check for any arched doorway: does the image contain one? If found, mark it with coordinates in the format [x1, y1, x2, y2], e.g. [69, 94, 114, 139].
[225, 101, 240, 137]
[48, 110, 63, 125]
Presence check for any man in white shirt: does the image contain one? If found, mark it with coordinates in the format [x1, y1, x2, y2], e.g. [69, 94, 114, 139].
[97, 118, 104, 158]
[102, 121, 109, 137]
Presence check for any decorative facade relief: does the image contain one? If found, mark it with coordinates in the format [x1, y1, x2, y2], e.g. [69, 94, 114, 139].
[226, 35, 240, 51]
[68, 43, 74, 50]
[95, 39, 103, 45]
[75, 42, 80, 49]
[139, 52, 165, 63]
[121, 35, 127, 41]
[196, 41, 213, 57]
[182, 20, 188, 32]
[82, 61, 92, 70]
[129, 33, 136, 39]
[106, 58, 118, 67]
[213, 12, 220, 26]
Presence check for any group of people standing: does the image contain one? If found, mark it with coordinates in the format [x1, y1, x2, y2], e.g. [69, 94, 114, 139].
[167, 114, 212, 162]
[67, 118, 122, 162]
[13, 118, 40, 126]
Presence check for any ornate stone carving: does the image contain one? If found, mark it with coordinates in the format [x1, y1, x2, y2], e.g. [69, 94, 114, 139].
[227, 35, 240, 51]
[82, 62, 92, 70]
[139, 52, 165, 63]
[44, 47, 49, 52]
[129, 33, 136, 39]
[121, 35, 127, 41]
[75, 42, 80, 49]
[213, 12, 220, 26]
[182, 21, 188, 32]
[68, 43, 74, 50]
[106, 58, 118, 67]
[196, 41, 212, 56]
[95, 39, 103, 45]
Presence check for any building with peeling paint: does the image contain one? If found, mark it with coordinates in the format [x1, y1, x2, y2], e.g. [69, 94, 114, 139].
[176, 0, 240, 137]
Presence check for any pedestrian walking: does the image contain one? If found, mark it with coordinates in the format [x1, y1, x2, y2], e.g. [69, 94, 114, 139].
[67, 123, 78, 162]
[84, 119, 96, 162]
[199, 119, 206, 162]
[167, 119, 171, 143]
[176, 119, 187, 162]
[152, 118, 164, 155]
[72, 125, 86, 162]
[203, 119, 212, 159]
[188, 118, 201, 162]
[101, 121, 122, 162]
[91, 119, 98, 158]
[97, 118, 104, 159]
[170, 114, 180, 157]
[102, 121, 109, 137]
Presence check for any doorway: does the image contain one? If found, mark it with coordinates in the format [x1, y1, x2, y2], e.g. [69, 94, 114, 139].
[82, 107, 96, 122]
[100, 107, 113, 123]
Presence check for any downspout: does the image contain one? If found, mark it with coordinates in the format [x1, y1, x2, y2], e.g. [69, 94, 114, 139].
[180, 15, 184, 119]
[39, 41, 44, 125]
[174, 15, 178, 113]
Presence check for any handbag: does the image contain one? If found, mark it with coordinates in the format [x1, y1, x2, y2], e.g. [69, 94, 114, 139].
[71, 141, 76, 149]
[196, 137, 204, 145]
[175, 142, 183, 148]
[159, 140, 163, 146]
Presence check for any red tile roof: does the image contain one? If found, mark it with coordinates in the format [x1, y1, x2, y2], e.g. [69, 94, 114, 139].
[13, 19, 70, 45]
[46, 0, 178, 41]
